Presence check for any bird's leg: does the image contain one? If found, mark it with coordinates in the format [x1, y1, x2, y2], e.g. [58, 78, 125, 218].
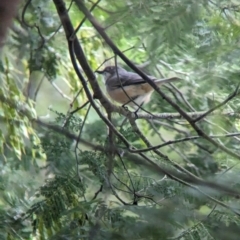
[134, 102, 144, 118]
[122, 96, 139, 111]
[121, 98, 134, 111]
[122, 104, 129, 111]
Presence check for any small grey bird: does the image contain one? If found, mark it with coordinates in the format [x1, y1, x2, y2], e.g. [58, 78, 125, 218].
[96, 65, 181, 108]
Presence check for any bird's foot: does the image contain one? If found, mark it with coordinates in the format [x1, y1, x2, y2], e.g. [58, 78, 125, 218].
[133, 110, 139, 119]
[122, 104, 129, 111]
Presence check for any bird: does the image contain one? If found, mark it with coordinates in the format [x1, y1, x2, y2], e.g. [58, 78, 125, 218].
[96, 65, 182, 110]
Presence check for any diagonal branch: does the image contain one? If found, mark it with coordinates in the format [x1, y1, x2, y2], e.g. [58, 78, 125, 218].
[131, 132, 240, 153]
[133, 111, 240, 120]
[74, 0, 240, 161]
[193, 85, 240, 122]
[53, 0, 134, 151]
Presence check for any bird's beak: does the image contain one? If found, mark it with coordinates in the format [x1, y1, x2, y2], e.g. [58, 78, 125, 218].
[96, 70, 104, 74]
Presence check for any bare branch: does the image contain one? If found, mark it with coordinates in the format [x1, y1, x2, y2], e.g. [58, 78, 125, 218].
[91, 185, 103, 201]
[70, 0, 101, 41]
[159, 60, 190, 76]
[135, 111, 240, 120]
[193, 85, 240, 122]
[74, 102, 91, 186]
[50, 81, 72, 101]
[131, 132, 240, 153]
[62, 88, 85, 127]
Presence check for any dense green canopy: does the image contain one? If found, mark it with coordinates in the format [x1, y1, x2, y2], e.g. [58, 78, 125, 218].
[1, 0, 240, 239]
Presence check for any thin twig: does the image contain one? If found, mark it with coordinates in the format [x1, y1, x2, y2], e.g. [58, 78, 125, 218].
[74, 102, 91, 191]
[169, 82, 195, 111]
[91, 185, 103, 200]
[70, 0, 101, 41]
[151, 119, 189, 135]
[62, 88, 85, 127]
[147, 119, 191, 163]
[159, 60, 190, 76]
[34, 77, 45, 102]
[21, 0, 45, 49]
[50, 81, 72, 101]
[193, 85, 240, 122]
[70, 101, 90, 114]
[112, 171, 133, 192]
[130, 132, 240, 153]
[117, 152, 135, 193]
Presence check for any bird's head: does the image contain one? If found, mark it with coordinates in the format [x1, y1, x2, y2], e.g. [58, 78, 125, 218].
[96, 66, 126, 80]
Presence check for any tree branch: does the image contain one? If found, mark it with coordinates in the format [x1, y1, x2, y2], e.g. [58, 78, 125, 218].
[193, 85, 240, 122]
[74, 0, 240, 160]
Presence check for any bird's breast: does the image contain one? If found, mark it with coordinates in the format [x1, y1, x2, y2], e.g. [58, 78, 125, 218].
[106, 84, 154, 106]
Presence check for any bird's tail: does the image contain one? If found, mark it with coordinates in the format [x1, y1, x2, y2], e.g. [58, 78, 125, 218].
[154, 77, 182, 86]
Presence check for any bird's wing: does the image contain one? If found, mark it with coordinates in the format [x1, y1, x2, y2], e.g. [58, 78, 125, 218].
[107, 72, 155, 89]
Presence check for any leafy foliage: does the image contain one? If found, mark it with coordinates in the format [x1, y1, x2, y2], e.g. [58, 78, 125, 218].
[1, 0, 240, 239]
